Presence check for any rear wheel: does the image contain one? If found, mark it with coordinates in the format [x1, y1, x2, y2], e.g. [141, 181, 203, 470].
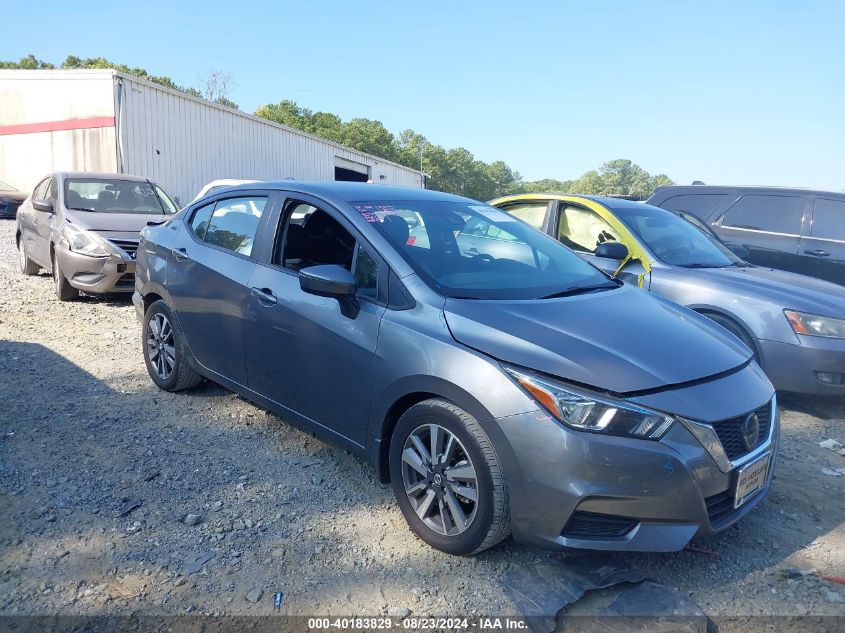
[143, 299, 201, 391]
[389, 398, 510, 555]
[17, 236, 39, 275]
[51, 250, 79, 301]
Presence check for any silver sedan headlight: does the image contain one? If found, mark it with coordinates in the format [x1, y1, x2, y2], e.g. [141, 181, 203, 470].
[785, 310, 845, 339]
[504, 367, 675, 440]
[60, 224, 114, 257]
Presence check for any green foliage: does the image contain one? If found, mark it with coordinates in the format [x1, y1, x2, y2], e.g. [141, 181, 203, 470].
[0, 54, 55, 69]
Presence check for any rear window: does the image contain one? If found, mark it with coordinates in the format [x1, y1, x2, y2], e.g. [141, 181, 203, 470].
[659, 193, 733, 219]
[810, 199, 845, 241]
[721, 194, 803, 235]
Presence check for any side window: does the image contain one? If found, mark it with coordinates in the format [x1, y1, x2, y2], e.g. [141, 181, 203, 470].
[721, 195, 802, 235]
[278, 201, 355, 272]
[48, 178, 58, 202]
[353, 246, 378, 299]
[204, 196, 267, 257]
[33, 178, 49, 200]
[660, 194, 733, 219]
[810, 199, 845, 241]
[500, 202, 548, 229]
[557, 205, 621, 252]
[189, 202, 214, 240]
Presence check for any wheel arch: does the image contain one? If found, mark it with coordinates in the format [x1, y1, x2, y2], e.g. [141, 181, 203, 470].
[369, 377, 496, 484]
[689, 304, 761, 361]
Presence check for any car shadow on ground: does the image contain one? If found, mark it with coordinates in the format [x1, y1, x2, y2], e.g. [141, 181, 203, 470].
[2, 339, 843, 620]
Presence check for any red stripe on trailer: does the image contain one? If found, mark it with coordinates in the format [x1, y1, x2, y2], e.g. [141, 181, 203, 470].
[0, 116, 115, 136]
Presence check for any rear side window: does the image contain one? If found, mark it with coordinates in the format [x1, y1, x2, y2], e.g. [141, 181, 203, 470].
[722, 195, 802, 235]
[810, 199, 845, 241]
[204, 196, 267, 257]
[189, 202, 214, 240]
[659, 194, 733, 219]
[500, 202, 548, 229]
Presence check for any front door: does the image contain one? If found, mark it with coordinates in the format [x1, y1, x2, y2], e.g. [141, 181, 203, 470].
[553, 201, 651, 288]
[797, 197, 845, 286]
[166, 193, 273, 386]
[244, 198, 385, 446]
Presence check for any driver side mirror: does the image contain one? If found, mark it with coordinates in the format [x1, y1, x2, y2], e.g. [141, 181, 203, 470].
[299, 264, 359, 318]
[595, 241, 629, 260]
[32, 198, 53, 213]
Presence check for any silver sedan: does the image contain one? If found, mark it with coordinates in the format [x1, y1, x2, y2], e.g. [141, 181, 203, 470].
[491, 194, 845, 395]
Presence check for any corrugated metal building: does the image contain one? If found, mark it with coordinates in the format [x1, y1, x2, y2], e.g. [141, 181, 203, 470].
[0, 69, 424, 204]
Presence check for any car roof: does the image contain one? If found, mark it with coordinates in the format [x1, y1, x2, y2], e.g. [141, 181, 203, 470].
[56, 172, 151, 182]
[220, 181, 474, 205]
[649, 184, 845, 200]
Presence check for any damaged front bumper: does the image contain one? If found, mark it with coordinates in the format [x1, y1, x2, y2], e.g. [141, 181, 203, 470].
[55, 245, 135, 294]
[492, 364, 779, 552]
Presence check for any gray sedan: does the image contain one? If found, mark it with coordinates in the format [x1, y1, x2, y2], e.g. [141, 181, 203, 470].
[491, 194, 845, 395]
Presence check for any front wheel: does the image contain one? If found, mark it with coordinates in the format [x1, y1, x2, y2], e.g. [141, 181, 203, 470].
[142, 300, 202, 392]
[51, 250, 79, 301]
[389, 398, 510, 555]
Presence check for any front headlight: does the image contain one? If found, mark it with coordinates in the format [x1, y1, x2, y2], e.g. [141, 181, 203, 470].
[504, 367, 675, 440]
[60, 224, 113, 257]
[785, 310, 845, 339]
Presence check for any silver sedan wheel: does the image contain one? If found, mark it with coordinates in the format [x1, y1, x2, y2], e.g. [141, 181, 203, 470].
[146, 313, 176, 380]
[401, 423, 478, 536]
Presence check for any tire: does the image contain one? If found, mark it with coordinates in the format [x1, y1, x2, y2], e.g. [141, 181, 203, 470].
[142, 299, 202, 392]
[51, 250, 79, 301]
[17, 235, 39, 276]
[703, 312, 760, 363]
[389, 398, 510, 555]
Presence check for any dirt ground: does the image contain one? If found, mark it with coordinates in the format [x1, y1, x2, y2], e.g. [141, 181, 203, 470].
[1, 219, 844, 629]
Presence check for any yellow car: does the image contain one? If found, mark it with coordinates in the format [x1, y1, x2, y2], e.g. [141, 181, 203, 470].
[490, 193, 845, 395]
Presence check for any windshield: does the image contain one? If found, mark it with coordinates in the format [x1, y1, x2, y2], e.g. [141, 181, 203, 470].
[615, 205, 744, 268]
[64, 178, 178, 215]
[353, 199, 614, 300]
[0, 180, 17, 192]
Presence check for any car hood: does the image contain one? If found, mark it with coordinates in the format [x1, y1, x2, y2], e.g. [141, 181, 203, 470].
[64, 209, 168, 234]
[0, 191, 27, 204]
[675, 265, 845, 316]
[444, 284, 752, 395]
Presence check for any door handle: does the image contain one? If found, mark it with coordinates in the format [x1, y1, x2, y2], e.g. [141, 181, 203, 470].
[250, 287, 278, 306]
[171, 247, 189, 261]
[804, 249, 830, 257]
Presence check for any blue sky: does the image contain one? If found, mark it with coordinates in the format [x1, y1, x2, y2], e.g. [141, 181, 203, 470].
[3, 1, 843, 190]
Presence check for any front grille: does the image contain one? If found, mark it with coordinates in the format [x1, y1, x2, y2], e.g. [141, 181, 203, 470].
[562, 511, 637, 539]
[710, 400, 772, 461]
[108, 238, 140, 259]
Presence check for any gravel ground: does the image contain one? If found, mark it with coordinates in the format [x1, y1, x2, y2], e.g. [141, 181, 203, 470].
[0, 219, 844, 627]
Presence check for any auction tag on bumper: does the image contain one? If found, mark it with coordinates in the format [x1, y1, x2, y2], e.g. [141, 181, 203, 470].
[734, 453, 770, 508]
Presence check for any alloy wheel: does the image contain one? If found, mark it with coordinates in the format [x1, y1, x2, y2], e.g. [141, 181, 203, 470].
[146, 313, 176, 380]
[401, 423, 479, 536]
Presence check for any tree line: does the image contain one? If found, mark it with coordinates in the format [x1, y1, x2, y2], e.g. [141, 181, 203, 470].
[2, 54, 673, 199]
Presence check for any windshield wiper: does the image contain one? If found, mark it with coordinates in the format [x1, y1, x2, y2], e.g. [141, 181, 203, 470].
[679, 263, 722, 268]
[537, 282, 620, 300]
[67, 206, 97, 212]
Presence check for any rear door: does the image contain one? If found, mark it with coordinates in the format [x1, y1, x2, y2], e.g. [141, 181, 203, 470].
[166, 191, 277, 386]
[244, 195, 386, 446]
[799, 197, 845, 286]
[715, 193, 807, 274]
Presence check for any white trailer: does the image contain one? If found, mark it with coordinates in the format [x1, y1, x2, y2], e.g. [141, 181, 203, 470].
[0, 69, 424, 204]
